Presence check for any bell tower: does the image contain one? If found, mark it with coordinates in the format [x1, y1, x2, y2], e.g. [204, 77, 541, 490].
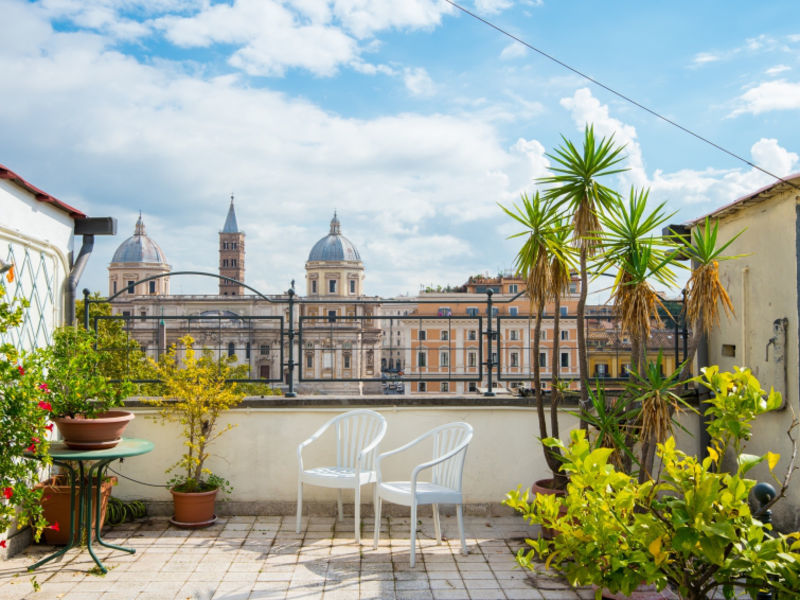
[219, 195, 245, 295]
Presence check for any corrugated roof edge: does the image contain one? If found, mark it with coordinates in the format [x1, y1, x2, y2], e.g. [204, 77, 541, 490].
[688, 172, 800, 225]
[0, 163, 86, 219]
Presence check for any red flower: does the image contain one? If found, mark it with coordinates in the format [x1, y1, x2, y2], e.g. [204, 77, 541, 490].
[45, 423, 54, 432]
[38, 383, 49, 392]
[2, 487, 12, 500]
[0, 540, 6, 548]
[26, 437, 40, 453]
[17, 365, 25, 375]
[49, 522, 60, 532]
[37, 401, 52, 412]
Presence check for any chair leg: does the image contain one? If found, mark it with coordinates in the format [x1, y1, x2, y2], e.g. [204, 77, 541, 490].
[410, 501, 417, 568]
[457, 504, 467, 556]
[354, 485, 361, 545]
[337, 489, 344, 521]
[295, 481, 303, 534]
[432, 503, 441, 544]
[372, 493, 381, 550]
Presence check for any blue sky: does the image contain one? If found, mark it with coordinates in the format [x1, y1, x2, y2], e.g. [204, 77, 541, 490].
[1, 0, 799, 299]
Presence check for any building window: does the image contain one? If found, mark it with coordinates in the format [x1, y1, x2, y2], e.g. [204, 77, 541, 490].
[441, 382, 449, 392]
[223, 241, 229, 250]
[245, 343, 251, 359]
[311, 280, 317, 294]
[228, 342, 235, 357]
[596, 363, 608, 377]
[441, 330, 448, 341]
[419, 330, 426, 341]
[561, 330, 569, 340]
[440, 351, 449, 367]
[260, 365, 270, 379]
[508, 284, 518, 293]
[344, 354, 351, 369]
[113, 281, 117, 294]
[223, 259, 228, 267]
[509, 306, 518, 316]
[260, 344, 269, 355]
[466, 307, 478, 317]
[541, 330, 547, 340]
[539, 352, 547, 367]
[329, 280, 336, 294]
[511, 352, 519, 367]
[149, 281, 156, 294]
[328, 310, 336, 322]
[418, 352, 426, 367]
[489, 307, 499, 316]
[140, 310, 147, 317]
[231, 259, 237, 267]
[468, 330, 476, 341]
[468, 382, 477, 392]
[419, 382, 427, 392]
[437, 307, 452, 317]
[127, 280, 134, 294]
[491, 352, 497, 364]
[561, 352, 569, 368]
[306, 353, 313, 368]
[560, 306, 568, 317]
[509, 330, 518, 341]
[350, 279, 356, 294]
[569, 282, 578, 294]
[468, 352, 477, 368]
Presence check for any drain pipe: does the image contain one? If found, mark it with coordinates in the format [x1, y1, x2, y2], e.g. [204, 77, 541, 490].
[66, 218, 117, 326]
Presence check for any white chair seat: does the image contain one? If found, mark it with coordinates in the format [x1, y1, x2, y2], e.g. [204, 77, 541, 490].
[377, 481, 462, 506]
[302, 467, 377, 488]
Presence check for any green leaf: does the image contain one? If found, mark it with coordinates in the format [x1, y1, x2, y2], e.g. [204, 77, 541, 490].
[737, 453, 764, 474]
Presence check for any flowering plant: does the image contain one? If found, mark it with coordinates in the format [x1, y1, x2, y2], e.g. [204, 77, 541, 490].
[0, 284, 52, 546]
[43, 326, 133, 418]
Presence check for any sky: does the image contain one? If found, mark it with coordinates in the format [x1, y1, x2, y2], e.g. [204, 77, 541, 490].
[2, 0, 799, 299]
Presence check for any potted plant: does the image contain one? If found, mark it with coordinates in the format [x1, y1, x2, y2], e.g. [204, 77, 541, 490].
[505, 366, 800, 600]
[148, 335, 244, 527]
[0, 283, 51, 552]
[44, 326, 134, 449]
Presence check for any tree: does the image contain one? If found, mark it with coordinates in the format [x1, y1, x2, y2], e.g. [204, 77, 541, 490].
[538, 125, 627, 421]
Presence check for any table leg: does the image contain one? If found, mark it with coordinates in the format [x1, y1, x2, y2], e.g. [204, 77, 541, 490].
[91, 459, 136, 556]
[28, 460, 79, 571]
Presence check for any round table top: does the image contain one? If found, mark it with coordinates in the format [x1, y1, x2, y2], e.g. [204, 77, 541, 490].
[32, 438, 154, 461]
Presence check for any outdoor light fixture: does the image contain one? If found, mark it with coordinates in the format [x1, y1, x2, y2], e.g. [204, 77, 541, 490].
[0, 259, 11, 275]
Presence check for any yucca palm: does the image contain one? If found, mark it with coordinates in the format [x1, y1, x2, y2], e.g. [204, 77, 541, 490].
[538, 125, 627, 419]
[500, 192, 573, 486]
[599, 188, 680, 481]
[677, 217, 744, 378]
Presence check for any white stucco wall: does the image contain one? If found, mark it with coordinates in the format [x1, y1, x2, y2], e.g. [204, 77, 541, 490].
[703, 187, 800, 530]
[110, 402, 701, 514]
[0, 179, 75, 344]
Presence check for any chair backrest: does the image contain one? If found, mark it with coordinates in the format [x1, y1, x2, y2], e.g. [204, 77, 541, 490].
[430, 422, 473, 491]
[333, 409, 387, 471]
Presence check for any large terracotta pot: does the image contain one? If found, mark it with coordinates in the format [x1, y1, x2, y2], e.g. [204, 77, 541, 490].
[532, 478, 568, 539]
[170, 488, 218, 528]
[36, 475, 117, 545]
[53, 410, 135, 450]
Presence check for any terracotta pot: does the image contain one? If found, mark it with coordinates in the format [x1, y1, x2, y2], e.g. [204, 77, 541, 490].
[35, 475, 117, 545]
[532, 478, 568, 539]
[170, 488, 218, 528]
[54, 410, 135, 450]
[596, 583, 677, 599]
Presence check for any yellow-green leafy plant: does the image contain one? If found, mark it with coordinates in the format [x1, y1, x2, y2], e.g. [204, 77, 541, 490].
[505, 367, 800, 600]
[148, 335, 244, 493]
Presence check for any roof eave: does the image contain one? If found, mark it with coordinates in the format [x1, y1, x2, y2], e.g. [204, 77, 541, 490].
[0, 163, 86, 219]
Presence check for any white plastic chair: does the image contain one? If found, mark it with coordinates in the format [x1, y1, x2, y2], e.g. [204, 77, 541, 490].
[296, 409, 387, 543]
[372, 422, 473, 567]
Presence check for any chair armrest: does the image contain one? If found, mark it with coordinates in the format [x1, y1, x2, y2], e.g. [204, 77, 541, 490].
[410, 444, 468, 483]
[297, 421, 334, 470]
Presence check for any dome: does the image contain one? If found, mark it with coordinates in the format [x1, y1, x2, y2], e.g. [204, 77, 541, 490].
[111, 215, 167, 264]
[308, 212, 361, 262]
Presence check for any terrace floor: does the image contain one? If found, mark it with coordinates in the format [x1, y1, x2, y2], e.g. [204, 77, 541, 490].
[0, 515, 598, 600]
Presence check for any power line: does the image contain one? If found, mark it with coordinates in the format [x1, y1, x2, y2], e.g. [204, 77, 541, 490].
[442, 0, 800, 192]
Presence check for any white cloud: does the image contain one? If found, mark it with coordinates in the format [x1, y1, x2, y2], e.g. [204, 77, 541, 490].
[750, 138, 799, 176]
[691, 52, 721, 66]
[330, 0, 453, 38]
[474, 0, 513, 14]
[766, 64, 791, 76]
[730, 79, 800, 116]
[403, 66, 436, 96]
[500, 42, 526, 60]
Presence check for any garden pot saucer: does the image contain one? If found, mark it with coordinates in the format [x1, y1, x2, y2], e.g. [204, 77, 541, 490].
[169, 514, 217, 528]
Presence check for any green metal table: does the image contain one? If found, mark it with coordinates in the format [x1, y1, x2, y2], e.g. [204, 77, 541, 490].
[25, 438, 154, 573]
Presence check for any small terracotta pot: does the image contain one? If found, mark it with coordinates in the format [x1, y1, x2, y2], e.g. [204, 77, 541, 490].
[36, 475, 117, 545]
[532, 478, 568, 539]
[54, 410, 135, 450]
[170, 488, 218, 528]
